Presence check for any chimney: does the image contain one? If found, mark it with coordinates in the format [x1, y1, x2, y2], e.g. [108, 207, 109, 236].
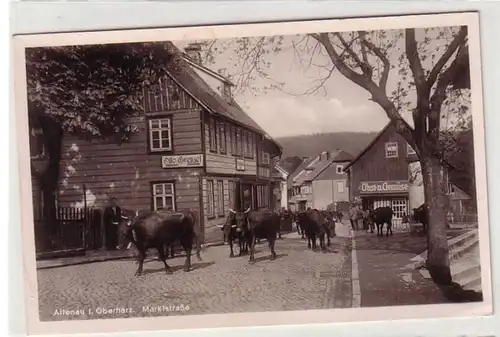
[184, 43, 203, 65]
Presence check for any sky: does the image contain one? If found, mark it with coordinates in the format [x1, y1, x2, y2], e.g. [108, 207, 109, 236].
[174, 28, 468, 138]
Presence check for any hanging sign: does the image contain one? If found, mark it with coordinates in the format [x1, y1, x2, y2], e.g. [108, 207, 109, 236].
[359, 180, 409, 195]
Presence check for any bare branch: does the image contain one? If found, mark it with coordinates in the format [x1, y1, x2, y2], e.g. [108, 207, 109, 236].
[427, 26, 468, 88]
[359, 31, 390, 92]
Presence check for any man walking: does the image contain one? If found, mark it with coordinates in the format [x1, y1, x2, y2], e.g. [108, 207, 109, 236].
[349, 204, 358, 231]
[103, 197, 122, 250]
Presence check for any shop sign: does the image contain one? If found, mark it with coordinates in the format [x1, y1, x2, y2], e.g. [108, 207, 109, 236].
[359, 180, 409, 194]
[236, 158, 245, 171]
[162, 154, 204, 168]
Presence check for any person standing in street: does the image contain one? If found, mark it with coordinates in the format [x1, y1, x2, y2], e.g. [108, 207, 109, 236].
[103, 197, 122, 250]
[349, 204, 358, 231]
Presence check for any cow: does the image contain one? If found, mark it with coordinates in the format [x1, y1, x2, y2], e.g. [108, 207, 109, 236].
[368, 206, 394, 237]
[296, 209, 332, 251]
[320, 210, 337, 246]
[232, 208, 281, 263]
[412, 204, 429, 234]
[121, 209, 176, 260]
[119, 209, 202, 276]
[217, 209, 249, 257]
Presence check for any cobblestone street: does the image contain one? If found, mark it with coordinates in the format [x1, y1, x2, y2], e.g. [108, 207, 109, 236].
[37, 222, 353, 321]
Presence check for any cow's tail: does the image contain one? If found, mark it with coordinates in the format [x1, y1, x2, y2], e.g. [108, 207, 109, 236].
[192, 210, 203, 261]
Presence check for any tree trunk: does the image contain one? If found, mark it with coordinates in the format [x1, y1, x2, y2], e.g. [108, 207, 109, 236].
[420, 156, 452, 286]
[31, 112, 64, 250]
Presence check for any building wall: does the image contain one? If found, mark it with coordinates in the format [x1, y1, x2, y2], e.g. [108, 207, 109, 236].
[280, 180, 288, 209]
[314, 160, 350, 203]
[57, 112, 203, 211]
[349, 124, 410, 199]
[204, 112, 258, 176]
[312, 180, 333, 210]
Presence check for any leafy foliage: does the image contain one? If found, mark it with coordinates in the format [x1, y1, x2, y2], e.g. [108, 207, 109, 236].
[26, 41, 180, 142]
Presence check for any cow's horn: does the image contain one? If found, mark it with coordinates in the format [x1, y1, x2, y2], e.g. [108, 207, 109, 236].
[135, 210, 139, 217]
[121, 215, 128, 220]
[216, 224, 224, 228]
[244, 207, 251, 214]
[231, 225, 237, 228]
[228, 209, 236, 214]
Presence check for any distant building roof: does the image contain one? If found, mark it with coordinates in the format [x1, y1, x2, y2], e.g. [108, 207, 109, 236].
[289, 150, 354, 187]
[165, 42, 282, 154]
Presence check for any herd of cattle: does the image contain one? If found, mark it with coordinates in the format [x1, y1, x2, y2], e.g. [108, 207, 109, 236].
[118, 205, 429, 277]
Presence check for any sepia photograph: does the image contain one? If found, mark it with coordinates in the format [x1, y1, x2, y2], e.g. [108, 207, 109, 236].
[12, 11, 492, 335]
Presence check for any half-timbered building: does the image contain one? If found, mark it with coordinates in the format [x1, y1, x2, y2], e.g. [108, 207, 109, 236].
[32, 42, 282, 245]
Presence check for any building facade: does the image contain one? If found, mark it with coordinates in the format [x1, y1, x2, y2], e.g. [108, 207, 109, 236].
[344, 121, 472, 224]
[311, 150, 353, 210]
[272, 164, 289, 210]
[343, 123, 416, 221]
[31, 42, 282, 245]
[288, 150, 352, 212]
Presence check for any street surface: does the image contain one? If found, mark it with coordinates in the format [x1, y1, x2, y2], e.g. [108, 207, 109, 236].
[37, 222, 353, 321]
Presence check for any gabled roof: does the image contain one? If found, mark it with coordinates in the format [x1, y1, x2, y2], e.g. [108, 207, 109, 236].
[181, 54, 235, 86]
[287, 157, 315, 188]
[165, 42, 282, 154]
[343, 121, 393, 171]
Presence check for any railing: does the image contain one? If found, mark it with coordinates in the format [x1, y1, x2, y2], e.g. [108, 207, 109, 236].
[34, 207, 103, 257]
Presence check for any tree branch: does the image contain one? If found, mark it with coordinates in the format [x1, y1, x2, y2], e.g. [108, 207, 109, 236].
[359, 31, 390, 93]
[405, 28, 429, 111]
[311, 32, 416, 149]
[428, 43, 466, 146]
[427, 26, 468, 88]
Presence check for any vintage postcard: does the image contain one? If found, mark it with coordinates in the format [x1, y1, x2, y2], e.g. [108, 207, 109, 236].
[12, 11, 492, 336]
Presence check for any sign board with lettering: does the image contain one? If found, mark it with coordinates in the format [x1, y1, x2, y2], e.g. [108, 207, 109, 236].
[359, 180, 409, 195]
[162, 154, 204, 168]
[236, 158, 245, 171]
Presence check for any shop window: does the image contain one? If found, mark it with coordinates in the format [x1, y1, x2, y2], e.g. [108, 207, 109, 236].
[391, 199, 408, 219]
[152, 182, 176, 211]
[385, 142, 399, 158]
[148, 118, 172, 152]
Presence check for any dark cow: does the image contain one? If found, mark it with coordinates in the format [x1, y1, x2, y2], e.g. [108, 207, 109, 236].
[320, 210, 336, 246]
[296, 209, 332, 251]
[119, 209, 202, 276]
[232, 208, 281, 263]
[412, 204, 428, 233]
[217, 209, 248, 257]
[368, 206, 394, 237]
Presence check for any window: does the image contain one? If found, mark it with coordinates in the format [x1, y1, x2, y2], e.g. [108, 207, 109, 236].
[336, 181, 345, 193]
[242, 130, 248, 157]
[229, 125, 236, 154]
[407, 143, 416, 155]
[218, 121, 226, 154]
[228, 181, 235, 210]
[259, 167, 271, 177]
[217, 180, 225, 216]
[152, 182, 176, 211]
[209, 118, 217, 152]
[248, 133, 254, 158]
[447, 183, 455, 195]
[391, 199, 408, 219]
[336, 165, 344, 174]
[300, 185, 311, 195]
[261, 151, 271, 165]
[385, 142, 399, 158]
[257, 185, 269, 208]
[236, 128, 242, 155]
[222, 83, 232, 100]
[207, 180, 215, 217]
[149, 118, 172, 152]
